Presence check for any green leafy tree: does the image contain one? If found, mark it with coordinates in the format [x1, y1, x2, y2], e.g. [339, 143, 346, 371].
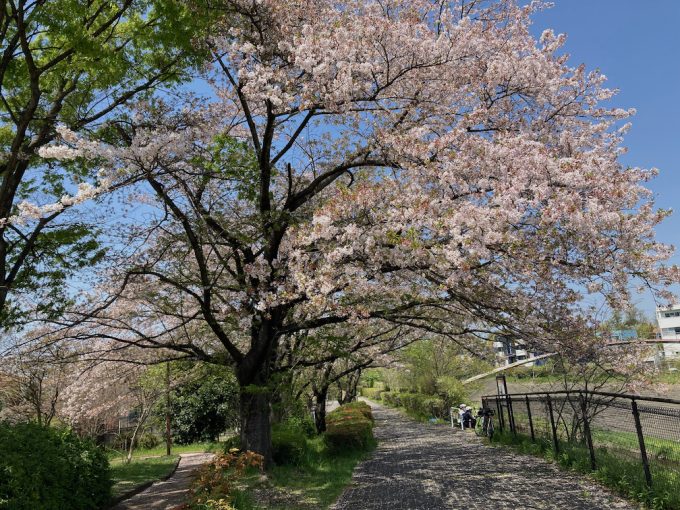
[398, 338, 492, 395]
[169, 364, 239, 444]
[605, 306, 657, 339]
[0, 0, 208, 326]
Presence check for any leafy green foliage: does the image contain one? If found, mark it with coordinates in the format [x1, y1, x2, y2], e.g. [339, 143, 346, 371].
[170, 365, 239, 444]
[271, 417, 318, 466]
[1, 224, 106, 323]
[0, 0, 214, 328]
[380, 391, 447, 420]
[272, 427, 309, 467]
[397, 339, 491, 394]
[0, 422, 111, 510]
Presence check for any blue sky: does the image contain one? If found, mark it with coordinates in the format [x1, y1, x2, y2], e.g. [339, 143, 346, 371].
[531, 1, 680, 317]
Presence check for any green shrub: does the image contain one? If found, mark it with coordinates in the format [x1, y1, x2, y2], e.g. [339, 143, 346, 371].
[221, 434, 241, 453]
[272, 426, 309, 466]
[381, 391, 446, 419]
[170, 365, 239, 445]
[0, 422, 111, 510]
[281, 415, 316, 438]
[360, 387, 383, 400]
[380, 391, 398, 407]
[435, 376, 468, 410]
[324, 405, 374, 451]
[138, 432, 160, 450]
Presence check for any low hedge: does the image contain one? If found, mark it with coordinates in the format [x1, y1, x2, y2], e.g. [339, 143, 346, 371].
[341, 401, 373, 422]
[0, 422, 111, 510]
[324, 404, 374, 451]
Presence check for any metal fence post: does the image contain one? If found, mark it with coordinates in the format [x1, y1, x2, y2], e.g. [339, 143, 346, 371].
[579, 392, 596, 470]
[631, 399, 653, 488]
[506, 393, 516, 435]
[496, 396, 504, 433]
[546, 394, 559, 454]
[525, 395, 535, 442]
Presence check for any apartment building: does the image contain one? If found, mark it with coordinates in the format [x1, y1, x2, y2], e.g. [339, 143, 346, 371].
[656, 305, 680, 358]
[493, 335, 545, 366]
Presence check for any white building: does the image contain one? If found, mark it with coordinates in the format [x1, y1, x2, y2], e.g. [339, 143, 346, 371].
[493, 335, 545, 367]
[655, 305, 680, 358]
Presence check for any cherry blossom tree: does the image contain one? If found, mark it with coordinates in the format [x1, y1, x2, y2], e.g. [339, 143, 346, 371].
[0, 342, 72, 426]
[58, 344, 187, 463]
[39, 0, 678, 464]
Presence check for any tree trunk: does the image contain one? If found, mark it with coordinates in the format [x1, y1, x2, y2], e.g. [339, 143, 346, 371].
[239, 387, 273, 466]
[337, 368, 362, 405]
[313, 385, 329, 434]
[126, 412, 147, 464]
[345, 369, 362, 403]
[236, 317, 282, 467]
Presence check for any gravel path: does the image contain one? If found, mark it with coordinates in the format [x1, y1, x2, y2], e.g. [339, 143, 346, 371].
[111, 452, 214, 510]
[332, 402, 637, 510]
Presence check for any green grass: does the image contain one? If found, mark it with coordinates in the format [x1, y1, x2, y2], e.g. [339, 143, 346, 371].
[489, 430, 679, 510]
[592, 428, 680, 461]
[109, 456, 180, 498]
[236, 435, 374, 510]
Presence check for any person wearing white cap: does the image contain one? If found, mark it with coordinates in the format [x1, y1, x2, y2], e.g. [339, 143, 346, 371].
[463, 405, 476, 429]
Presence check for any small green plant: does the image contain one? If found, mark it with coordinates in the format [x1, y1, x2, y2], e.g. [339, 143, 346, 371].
[138, 432, 161, 449]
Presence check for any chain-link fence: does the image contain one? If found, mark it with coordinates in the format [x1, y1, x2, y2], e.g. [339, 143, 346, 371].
[481, 390, 680, 508]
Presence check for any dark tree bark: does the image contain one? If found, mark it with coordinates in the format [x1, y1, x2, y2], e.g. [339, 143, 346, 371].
[239, 387, 273, 465]
[235, 320, 280, 467]
[312, 385, 329, 434]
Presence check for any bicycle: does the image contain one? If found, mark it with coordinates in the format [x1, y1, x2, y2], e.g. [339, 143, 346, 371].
[474, 407, 495, 439]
